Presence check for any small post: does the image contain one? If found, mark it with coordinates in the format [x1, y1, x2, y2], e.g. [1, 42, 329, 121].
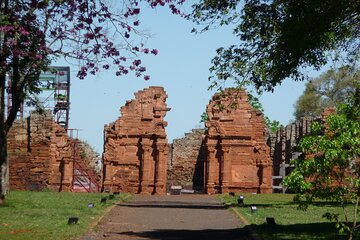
[237, 195, 244, 205]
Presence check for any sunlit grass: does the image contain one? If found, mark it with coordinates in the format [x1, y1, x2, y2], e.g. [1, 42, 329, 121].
[0, 191, 130, 240]
[219, 193, 359, 240]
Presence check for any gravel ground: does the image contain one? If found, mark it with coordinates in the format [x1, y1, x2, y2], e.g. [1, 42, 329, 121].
[81, 194, 253, 240]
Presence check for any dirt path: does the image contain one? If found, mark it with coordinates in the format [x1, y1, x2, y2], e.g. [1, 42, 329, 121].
[81, 194, 253, 240]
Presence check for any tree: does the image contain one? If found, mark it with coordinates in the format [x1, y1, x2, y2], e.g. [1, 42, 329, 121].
[294, 65, 359, 119]
[190, 0, 360, 92]
[0, 0, 184, 205]
[284, 86, 360, 240]
[248, 93, 283, 133]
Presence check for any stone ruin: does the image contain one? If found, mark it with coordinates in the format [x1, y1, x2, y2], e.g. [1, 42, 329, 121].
[7, 84, 340, 194]
[167, 129, 206, 192]
[102, 87, 170, 194]
[103, 87, 272, 195]
[268, 108, 337, 184]
[8, 111, 73, 191]
[204, 89, 272, 194]
[267, 117, 315, 177]
[7, 110, 100, 192]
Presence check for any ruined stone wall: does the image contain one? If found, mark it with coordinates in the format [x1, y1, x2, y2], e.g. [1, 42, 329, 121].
[167, 129, 206, 191]
[78, 141, 101, 173]
[267, 117, 316, 176]
[268, 108, 336, 177]
[204, 89, 272, 194]
[8, 111, 73, 191]
[102, 86, 170, 194]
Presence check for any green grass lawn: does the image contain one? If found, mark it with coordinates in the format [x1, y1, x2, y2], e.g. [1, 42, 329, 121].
[219, 193, 360, 240]
[0, 191, 130, 240]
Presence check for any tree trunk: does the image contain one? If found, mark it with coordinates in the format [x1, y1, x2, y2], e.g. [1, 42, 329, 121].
[0, 71, 8, 205]
[0, 131, 8, 205]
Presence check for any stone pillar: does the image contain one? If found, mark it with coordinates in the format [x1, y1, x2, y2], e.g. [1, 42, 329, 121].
[261, 163, 273, 193]
[205, 142, 217, 194]
[61, 158, 73, 191]
[141, 138, 153, 194]
[220, 145, 231, 193]
[102, 164, 113, 191]
[155, 142, 167, 194]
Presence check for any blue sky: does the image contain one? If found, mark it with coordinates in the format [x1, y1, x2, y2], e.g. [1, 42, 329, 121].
[56, 4, 313, 153]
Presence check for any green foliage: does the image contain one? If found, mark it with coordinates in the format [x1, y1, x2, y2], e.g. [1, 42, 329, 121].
[190, 0, 360, 92]
[265, 118, 282, 134]
[248, 94, 264, 112]
[200, 112, 209, 123]
[248, 93, 283, 133]
[294, 65, 359, 119]
[284, 86, 360, 239]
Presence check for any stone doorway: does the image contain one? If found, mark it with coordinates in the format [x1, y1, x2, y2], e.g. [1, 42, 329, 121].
[167, 129, 206, 193]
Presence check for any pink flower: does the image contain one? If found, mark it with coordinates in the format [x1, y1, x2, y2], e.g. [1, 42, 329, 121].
[144, 75, 150, 81]
[133, 59, 141, 66]
[132, 8, 140, 15]
[151, 49, 158, 55]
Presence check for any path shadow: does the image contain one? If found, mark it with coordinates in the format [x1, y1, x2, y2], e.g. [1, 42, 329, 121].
[117, 200, 226, 210]
[107, 227, 253, 240]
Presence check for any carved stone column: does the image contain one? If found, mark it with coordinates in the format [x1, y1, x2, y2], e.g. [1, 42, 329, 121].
[102, 163, 113, 191]
[220, 145, 231, 193]
[154, 142, 167, 194]
[141, 138, 153, 194]
[205, 142, 217, 194]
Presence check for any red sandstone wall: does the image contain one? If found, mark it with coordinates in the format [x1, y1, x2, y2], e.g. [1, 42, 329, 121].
[8, 111, 73, 191]
[204, 89, 272, 194]
[102, 86, 170, 194]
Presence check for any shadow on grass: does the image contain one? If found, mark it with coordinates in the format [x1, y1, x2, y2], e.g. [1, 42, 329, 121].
[106, 227, 253, 240]
[225, 201, 352, 209]
[225, 202, 295, 208]
[102, 222, 356, 240]
[251, 222, 352, 240]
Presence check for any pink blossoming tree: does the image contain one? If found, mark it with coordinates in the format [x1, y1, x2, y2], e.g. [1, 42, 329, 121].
[0, 0, 184, 204]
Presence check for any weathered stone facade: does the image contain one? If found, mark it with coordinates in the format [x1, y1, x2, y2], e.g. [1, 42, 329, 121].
[8, 111, 73, 191]
[102, 87, 170, 194]
[167, 129, 206, 191]
[204, 89, 272, 194]
[267, 117, 316, 177]
[268, 108, 337, 178]
[8, 111, 100, 192]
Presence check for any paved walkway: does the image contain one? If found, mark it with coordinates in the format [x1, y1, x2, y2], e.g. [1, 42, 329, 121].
[81, 194, 253, 240]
